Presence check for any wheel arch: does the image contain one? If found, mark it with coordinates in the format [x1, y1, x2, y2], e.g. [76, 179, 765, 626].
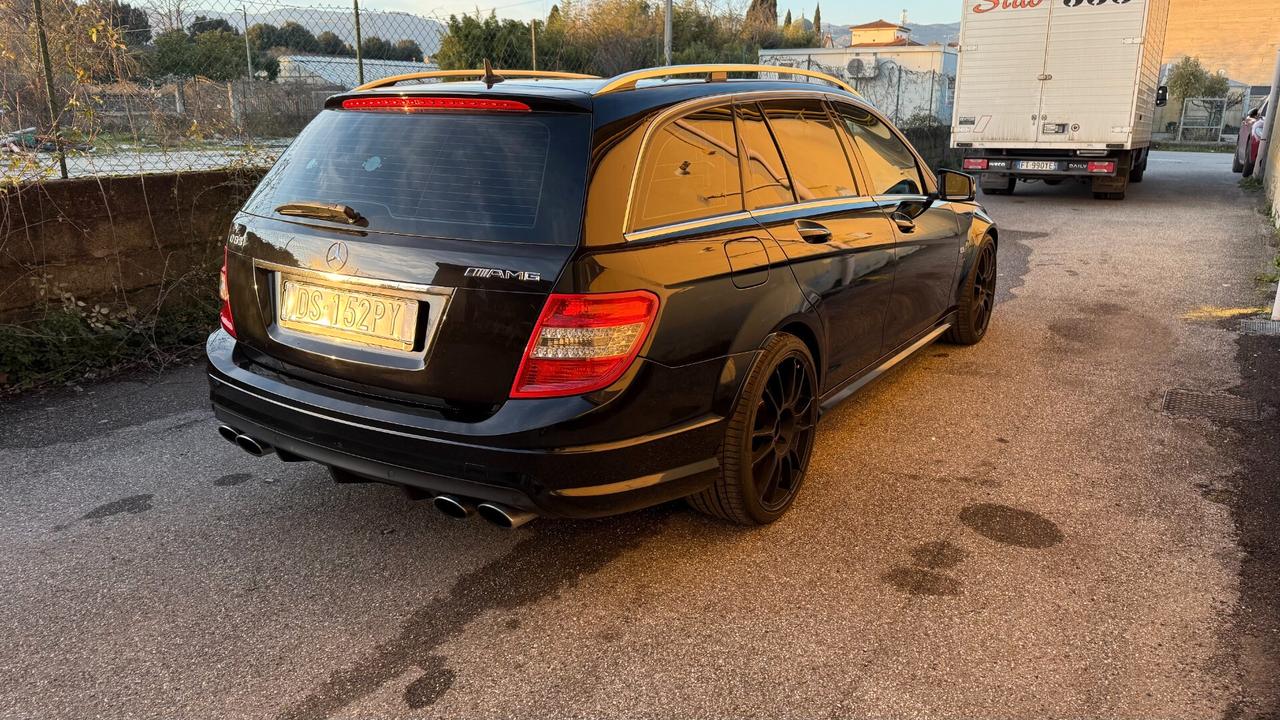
[774, 315, 824, 390]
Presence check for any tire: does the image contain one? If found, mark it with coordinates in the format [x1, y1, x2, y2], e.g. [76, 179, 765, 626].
[689, 333, 818, 525]
[1243, 157, 1255, 178]
[1232, 153, 1244, 173]
[944, 235, 997, 346]
[1128, 165, 1145, 183]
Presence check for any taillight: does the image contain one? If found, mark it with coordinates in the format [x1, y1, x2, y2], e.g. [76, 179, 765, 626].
[340, 97, 531, 112]
[219, 246, 236, 338]
[1087, 161, 1117, 174]
[963, 158, 989, 171]
[510, 291, 660, 399]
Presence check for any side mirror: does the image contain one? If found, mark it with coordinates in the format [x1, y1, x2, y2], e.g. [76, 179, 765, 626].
[939, 170, 976, 202]
[1155, 86, 1169, 108]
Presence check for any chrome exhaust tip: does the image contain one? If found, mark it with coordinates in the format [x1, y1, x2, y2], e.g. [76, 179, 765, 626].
[432, 495, 475, 519]
[217, 425, 240, 444]
[234, 434, 271, 457]
[476, 502, 537, 529]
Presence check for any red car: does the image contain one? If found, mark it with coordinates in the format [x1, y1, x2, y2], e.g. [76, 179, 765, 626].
[1235, 98, 1268, 177]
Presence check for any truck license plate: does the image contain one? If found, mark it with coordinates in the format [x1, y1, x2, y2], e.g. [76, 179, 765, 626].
[1017, 160, 1059, 171]
[279, 278, 417, 351]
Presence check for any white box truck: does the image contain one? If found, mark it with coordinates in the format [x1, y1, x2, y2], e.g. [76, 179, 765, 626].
[951, 0, 1170, 199]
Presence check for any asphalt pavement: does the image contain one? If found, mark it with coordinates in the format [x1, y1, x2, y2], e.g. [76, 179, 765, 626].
[2, 151, 1276, 719]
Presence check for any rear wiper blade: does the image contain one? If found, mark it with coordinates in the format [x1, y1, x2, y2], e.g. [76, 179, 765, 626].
[274, 201, 365, 225]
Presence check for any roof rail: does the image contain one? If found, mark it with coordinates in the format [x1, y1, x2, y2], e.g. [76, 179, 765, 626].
[355, 69, 600, 91]
[594, 64, 859, 96]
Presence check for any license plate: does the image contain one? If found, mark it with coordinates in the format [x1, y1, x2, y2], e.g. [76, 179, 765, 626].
[1017, 160, 1059, 171]
[278, 278, 417, 351]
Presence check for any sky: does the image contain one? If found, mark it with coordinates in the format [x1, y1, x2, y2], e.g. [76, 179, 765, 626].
[354, 0, 964, 26]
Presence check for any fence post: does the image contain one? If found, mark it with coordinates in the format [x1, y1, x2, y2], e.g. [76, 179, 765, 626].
[31, 0, 68, 179]
[353, 0, 365, 86]
[531, 19, 537, 70]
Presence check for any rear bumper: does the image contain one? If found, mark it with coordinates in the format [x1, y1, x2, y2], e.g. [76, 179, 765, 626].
[207, 330, 749, 518]
[964, 155, 1123, 178]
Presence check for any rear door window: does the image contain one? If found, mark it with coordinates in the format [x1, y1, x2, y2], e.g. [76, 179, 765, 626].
[242, 108, 590, 244]
[630, 105, 742, 231]
[837, 106, 926, 196]
[760, 99, 859, 201]
[735, 102, 795, 210]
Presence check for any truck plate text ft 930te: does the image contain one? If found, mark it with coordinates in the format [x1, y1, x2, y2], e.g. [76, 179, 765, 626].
[951, 0, 1170, 200]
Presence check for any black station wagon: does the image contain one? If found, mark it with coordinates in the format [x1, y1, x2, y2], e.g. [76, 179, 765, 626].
[209, 64, 998, 528]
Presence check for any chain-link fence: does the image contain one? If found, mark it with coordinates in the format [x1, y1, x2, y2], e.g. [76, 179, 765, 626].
[2, 0, 956, 183]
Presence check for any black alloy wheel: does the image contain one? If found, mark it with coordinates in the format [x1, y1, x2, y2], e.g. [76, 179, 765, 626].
[751, 353, 817, 512]
[689, 334, 818, 524]
[945, 235, 997, 345]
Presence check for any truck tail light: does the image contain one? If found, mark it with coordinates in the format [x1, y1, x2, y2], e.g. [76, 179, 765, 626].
[1087, 161, 1117, 174]
[219, 246, 236, 338]
[510, 291, 660, 399]
[963, 158, 989, 171]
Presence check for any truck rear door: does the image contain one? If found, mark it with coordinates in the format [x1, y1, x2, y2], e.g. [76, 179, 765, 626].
[1037, 0, 1149, 146]
[953, 0, 1054, 146]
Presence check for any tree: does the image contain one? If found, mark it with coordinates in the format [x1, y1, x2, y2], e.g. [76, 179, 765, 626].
[191, 29, 247, 79]
[812, 4, 821, 35]
[433, 15, 531, 70]
[106, 1, 152, 47]
[1166, 56, 1230, 104]
[188, 15, 236, 38]
[359, 35, 395, 60]
[783, 9, 792, 25]
[145, 28, 195, 77]
[247, 22, 280, 51]
[276, 21, 319, 52]
[316, 31, 353, 56]
[393, 39, 424, 62]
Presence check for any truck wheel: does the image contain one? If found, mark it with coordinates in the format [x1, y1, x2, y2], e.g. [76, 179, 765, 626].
[689, 334, 817, 526]
[1128, 165, 1145, 183]
[945, 235, 997, 346]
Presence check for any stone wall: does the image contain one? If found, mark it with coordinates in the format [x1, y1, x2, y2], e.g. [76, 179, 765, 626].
[1164, 0, 1280, 86]
[0, 170, 262, 319]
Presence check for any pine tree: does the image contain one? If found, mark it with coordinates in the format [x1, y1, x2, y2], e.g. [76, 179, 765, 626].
[813, 4, 821, 33]
[784, 9, 792, 26]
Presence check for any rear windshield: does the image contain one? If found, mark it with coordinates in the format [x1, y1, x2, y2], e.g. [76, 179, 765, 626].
[243, 108, 590, 245]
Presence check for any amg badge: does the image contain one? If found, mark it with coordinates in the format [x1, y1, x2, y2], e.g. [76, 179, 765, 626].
[464, 267, 542, 282]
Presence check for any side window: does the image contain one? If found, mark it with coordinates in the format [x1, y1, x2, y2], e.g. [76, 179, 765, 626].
[761, 99, 859, 201]
[735, 102, 795, 210]
[631, 105, 742, 230]
[838, 106, 925, 196]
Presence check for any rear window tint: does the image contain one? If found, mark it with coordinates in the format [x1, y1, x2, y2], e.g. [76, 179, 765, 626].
[243, 108, 589, 244]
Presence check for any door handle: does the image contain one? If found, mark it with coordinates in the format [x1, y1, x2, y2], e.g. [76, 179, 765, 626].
[794, 220, 832, 244]
[891, 212, 917, 233]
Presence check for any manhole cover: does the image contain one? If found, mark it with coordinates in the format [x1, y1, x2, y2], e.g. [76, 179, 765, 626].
[1240, 318, 1280, 336]
[1162, 389, 1261, 421]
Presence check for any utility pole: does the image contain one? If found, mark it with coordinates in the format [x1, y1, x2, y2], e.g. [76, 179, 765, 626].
[531, 19, 537, 71]
[353, 0, 365, 86]
[663, 0, 672, 66]
[31, 0, 67, 179]
[241, 6, 254, 80]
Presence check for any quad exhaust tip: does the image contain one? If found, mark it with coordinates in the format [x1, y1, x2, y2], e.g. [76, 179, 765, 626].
[432, 495, 475, 519]
[477, 502, 537, 529]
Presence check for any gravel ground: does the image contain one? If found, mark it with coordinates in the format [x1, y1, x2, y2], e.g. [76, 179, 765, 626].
[1, 151, 1275, 719]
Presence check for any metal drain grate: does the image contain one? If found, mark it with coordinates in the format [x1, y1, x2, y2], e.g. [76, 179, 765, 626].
[1162, 389, 1261, 421]
[1240, 318, 1280, 336]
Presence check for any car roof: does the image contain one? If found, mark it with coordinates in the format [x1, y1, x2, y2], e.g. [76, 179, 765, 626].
[333, 77, 869, 122]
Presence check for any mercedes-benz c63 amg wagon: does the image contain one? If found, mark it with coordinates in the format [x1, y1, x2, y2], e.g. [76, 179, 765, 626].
[208, 64, 998, 528]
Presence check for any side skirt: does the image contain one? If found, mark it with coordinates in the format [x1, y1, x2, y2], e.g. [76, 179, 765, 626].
[818, 319, 953, 415]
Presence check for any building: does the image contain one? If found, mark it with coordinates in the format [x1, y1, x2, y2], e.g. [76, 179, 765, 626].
[1162, 0, 1279, 87]
[276, 55, 438, 91]
[759, 23, 958, 123]
[847, 19, 920, 48]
